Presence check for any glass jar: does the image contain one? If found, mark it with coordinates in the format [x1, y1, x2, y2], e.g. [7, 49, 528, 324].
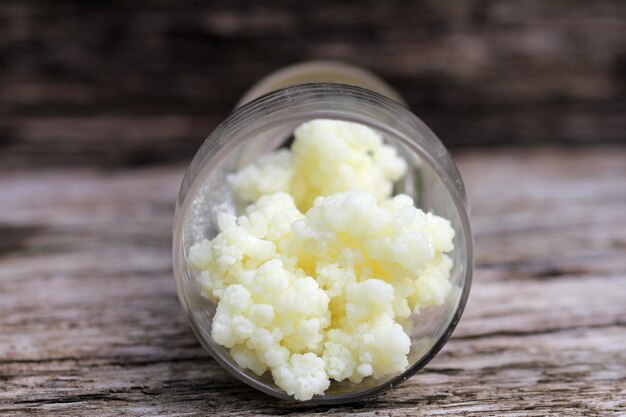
[173, 62, 473, 404]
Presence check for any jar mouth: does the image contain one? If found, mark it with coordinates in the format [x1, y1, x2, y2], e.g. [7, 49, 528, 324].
[173, 83, 473, 404]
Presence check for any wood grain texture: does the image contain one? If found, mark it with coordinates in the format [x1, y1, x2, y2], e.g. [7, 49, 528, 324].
[0, 0, 625, 170]
[1, 147, 625, 416]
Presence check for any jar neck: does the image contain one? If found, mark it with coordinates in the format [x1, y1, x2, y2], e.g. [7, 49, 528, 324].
[236, 61, 406, 108]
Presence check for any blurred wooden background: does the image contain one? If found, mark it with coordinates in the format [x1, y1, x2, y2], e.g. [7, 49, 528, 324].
[1, 0, 624, 170]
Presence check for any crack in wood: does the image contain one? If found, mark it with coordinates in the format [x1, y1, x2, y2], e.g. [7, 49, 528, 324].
[452, 322, 625, 341]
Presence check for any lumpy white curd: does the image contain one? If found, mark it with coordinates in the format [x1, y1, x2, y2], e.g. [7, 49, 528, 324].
[188, 119, 454, 401]
[228, 119, 407, 211]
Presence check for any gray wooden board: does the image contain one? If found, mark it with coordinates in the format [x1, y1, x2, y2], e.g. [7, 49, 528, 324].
[1, 147, 625, 416]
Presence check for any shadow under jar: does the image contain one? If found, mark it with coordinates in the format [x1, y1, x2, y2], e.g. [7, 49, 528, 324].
[173, 62, 473, 404]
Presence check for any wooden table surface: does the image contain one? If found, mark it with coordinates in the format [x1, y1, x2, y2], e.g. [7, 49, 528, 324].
[1, 146, 624, 416]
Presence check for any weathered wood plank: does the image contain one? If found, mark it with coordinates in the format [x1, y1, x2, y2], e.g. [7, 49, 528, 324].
[0, 1, 625, 170]
[0, 147, 624, 415]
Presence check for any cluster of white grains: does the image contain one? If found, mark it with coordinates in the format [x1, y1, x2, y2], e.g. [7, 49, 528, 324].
[228, 119, 407, 211]
[188, 120, 454, 401]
